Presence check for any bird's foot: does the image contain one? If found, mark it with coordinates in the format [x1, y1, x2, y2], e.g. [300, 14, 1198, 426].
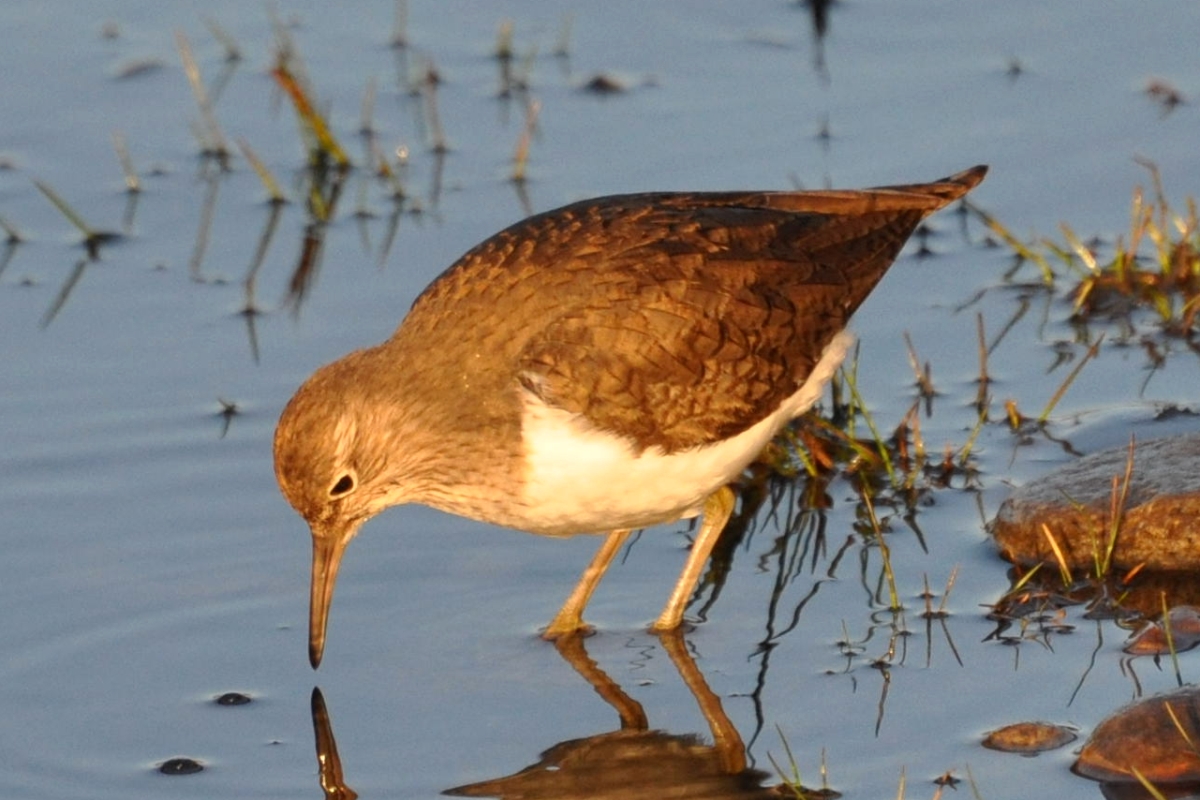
[540, 617, 595, 641]
[648, 618, 697, 636]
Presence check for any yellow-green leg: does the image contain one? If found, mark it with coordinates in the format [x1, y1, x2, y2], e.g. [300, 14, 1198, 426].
[543, 528, 633, 639]
[651, 486, 735, 632]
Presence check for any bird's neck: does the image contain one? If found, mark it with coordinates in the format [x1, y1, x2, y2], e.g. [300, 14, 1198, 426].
[356, 341, 529, 525]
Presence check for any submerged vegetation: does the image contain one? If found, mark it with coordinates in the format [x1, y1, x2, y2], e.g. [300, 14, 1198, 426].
[752, 162, 1200, 672]
[974, 159, 1200, 339]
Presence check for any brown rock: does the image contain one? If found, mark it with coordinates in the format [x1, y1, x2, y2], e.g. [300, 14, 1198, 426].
[1076, 686, 1200, 784]
[982, 721, 1077, 754]
[991, 435, 1200, 571]
[1124, 606, 1200, 655]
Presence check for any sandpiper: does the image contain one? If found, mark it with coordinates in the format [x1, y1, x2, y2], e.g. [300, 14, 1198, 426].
[274, 165, 987, 667]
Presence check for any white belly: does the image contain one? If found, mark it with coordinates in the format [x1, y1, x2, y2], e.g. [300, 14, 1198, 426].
[517, 331, 854, 535]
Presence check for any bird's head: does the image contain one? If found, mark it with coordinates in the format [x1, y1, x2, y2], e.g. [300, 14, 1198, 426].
[274, 355, 399, 669]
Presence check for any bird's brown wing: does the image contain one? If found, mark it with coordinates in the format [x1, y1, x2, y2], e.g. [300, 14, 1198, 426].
[515, 202, 926, 453]
[403, 167, 986, 453]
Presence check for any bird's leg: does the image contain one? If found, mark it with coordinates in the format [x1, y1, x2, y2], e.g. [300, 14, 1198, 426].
[650, 485, 735, 632]
[542, 528, 633, 640]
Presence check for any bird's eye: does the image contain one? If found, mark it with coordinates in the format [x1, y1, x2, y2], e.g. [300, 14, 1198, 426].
[329, 473, 355, 498]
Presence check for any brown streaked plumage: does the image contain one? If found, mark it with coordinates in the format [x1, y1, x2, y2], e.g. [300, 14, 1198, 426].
[274, 165, 988, 667]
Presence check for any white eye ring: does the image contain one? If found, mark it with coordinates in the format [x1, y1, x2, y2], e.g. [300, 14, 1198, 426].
[329, 471, 356, 498]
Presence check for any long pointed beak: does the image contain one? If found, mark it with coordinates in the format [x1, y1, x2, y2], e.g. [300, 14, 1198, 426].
[309, 524, 356, 669]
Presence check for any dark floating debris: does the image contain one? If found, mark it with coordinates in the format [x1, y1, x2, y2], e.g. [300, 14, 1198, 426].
[214, 691, 252, 706]
[217, 398, 240, 416]
[113, 58, 166, 81]
[579, 73, 626, 94]
[1146, 78, 1185, 113]
[158, 757, 204, 775]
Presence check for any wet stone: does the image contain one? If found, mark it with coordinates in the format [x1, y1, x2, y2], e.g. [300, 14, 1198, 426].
[990, 434, 1200, 571]
[982, 721, 1077, 755]
[1125, 606, 1200, 655]
[1076, 686, 1200, 784]
[158, 757, 204, 775]
[214, 691, 252, 706]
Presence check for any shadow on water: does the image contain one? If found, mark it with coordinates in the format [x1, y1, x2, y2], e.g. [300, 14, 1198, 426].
[310, 631, 809, 800]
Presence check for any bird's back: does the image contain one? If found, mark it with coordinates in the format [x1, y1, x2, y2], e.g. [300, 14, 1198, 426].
[388, 166, 986, 454]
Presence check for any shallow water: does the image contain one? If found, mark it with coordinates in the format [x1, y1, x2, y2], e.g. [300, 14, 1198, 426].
[3, 1, 1200, 798]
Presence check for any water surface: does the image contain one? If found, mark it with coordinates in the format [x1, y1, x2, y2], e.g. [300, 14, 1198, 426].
[3, 2, 1200, 797]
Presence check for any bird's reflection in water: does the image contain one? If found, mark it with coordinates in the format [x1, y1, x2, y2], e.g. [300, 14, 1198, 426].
[309, 631, 782, 800]
[445, 630, 775, 799]
[310, 688, 357, 800]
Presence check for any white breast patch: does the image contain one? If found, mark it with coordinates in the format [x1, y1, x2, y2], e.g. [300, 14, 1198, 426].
[517, 331, 854, 536]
